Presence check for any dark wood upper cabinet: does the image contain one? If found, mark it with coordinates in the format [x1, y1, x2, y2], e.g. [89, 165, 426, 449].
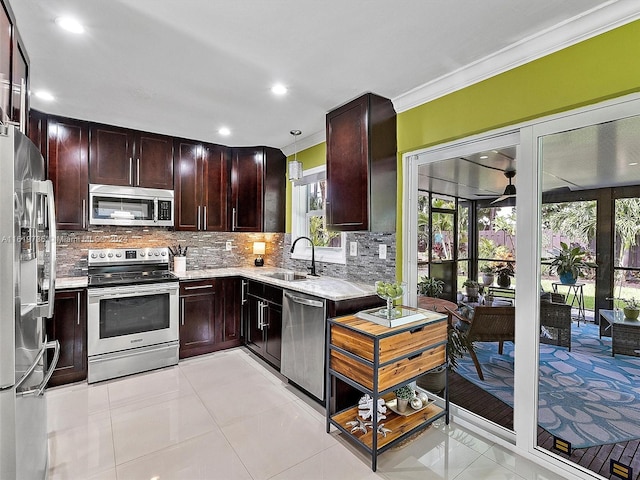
[326, 93, 397, 232]
[28, 109, 47, 157]
[0, 2, 11, 123]
[89, 124, 173, 189]
[11, 38, 28, 127]
[1, 0, 29, 130]
[47, 116, 89, 230]
[230, 147, 285, 232]
[174, 139, 229, 231]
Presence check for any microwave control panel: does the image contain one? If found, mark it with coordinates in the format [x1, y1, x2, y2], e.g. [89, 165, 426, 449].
[158, 200, 172, 221]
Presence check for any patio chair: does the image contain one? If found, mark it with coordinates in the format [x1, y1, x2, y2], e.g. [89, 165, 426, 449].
[446, 306, 515, 381]
[540, 293, 572, 351]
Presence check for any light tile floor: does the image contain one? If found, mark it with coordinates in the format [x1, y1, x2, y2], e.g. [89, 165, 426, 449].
[47, 348, 567, 480]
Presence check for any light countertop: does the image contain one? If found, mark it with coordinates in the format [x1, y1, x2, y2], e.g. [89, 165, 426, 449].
[56, 267, 377, 302]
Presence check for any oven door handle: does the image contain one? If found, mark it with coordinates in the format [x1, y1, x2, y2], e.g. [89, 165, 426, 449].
[87, 284, 179, 299]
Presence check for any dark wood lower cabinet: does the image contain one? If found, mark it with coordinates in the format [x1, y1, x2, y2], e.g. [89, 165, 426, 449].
[46, 289, 87, 387]
[244, 281, 282, 369]
[179, 278, 242, 359]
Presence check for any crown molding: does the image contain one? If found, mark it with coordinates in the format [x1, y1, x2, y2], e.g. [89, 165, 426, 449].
[392, 0, 640, 113]
[283, 0, 640, 153]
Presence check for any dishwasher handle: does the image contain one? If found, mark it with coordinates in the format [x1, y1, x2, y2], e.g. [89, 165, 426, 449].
[284, 291, 324, 308]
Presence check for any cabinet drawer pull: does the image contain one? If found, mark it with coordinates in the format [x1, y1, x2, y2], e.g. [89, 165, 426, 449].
[184, 284, 214, 290]
[407, 352, 423, 361]
[181, 298, 185, 325]
[409, 326, 425, 334]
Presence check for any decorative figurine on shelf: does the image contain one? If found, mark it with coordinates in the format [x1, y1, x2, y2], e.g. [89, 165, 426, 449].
[346, 418, 372, 434]
[358, 394, 387, 421]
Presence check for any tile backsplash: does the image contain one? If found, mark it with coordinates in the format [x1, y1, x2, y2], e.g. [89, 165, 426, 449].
[56, 227, 396, 284]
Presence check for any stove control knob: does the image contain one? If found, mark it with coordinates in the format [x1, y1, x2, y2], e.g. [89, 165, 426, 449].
[108, 253, 113, 258]
[140, 252, 146, 257]
[90, 253, 97, 259]
[99, 253, 106, 258]
[154, 252, 160, 256]
[115, 253, 122, 258]
[161, 251, 166, 256]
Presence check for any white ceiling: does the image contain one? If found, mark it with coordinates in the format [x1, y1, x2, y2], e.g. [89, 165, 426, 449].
[10, 0, 634, 153]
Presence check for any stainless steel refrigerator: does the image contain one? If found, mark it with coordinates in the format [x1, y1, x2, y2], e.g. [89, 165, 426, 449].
[0, 125, 59, 479]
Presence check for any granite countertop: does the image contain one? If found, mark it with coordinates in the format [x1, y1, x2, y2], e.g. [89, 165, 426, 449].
[176, 267, 377, 301]
[55, 267, 377, 301]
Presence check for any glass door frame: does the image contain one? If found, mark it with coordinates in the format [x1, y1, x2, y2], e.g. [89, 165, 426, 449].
[402, 91, 640, 476]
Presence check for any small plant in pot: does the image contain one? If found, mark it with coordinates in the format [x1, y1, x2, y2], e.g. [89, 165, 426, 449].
[623, 297, 640, 320]
[480, 264, 495, 286]
[417, 276, 444, 298]
[393, 385, 414, 412]
[495, 263, 514, 288]
[549, 242, 592, 285]
[462, 279, 479, 298]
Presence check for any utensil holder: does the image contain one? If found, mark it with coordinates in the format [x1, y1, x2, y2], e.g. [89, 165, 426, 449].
[173, 256, 186, 274]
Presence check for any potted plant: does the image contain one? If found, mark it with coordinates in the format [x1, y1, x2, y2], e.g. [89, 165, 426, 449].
[462, 279, 479, 298]
[480, 264, 495, 286]
[417, 322, 475, 394]
[495, 262, 514, 288]
[393, 385, 414, 412]
[417, 276, 444, 297]
[623, 298, 640, 320]
[549, 242, 591, 285]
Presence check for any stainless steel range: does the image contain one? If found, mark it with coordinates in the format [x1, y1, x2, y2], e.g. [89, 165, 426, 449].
[87, 247, 179, 383]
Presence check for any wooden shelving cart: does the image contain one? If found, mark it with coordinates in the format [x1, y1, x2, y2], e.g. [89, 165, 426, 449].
[325, 308, 449, 471]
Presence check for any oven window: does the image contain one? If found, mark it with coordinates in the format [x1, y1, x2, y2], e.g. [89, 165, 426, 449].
[92, 196, 154, 221]
[99, 293, 170, 338]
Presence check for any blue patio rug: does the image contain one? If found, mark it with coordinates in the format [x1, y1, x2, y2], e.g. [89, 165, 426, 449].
[455, 322, 640, 448]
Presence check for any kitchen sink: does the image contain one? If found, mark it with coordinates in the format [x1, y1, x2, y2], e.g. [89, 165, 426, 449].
[262, 272, 310, 282]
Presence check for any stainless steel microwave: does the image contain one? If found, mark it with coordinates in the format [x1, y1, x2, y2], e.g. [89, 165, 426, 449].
[89, 184, 174, 227]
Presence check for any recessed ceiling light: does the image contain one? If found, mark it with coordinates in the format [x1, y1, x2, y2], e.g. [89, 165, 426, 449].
[55, 16, 85, 34]
[218, 127, 231, 136]
[629, 162, 638, 166]
[480, 155, 488, 159]
[271, 84, 287, 95]
[35, 90, 55, 102]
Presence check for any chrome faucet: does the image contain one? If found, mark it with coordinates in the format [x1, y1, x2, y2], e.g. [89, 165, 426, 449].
[290, 236, 318, 276]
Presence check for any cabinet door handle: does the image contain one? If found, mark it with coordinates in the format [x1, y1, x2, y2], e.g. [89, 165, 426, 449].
[241, 280, 248, 305]
[203, 206, 207, 230]
[77, 293, 81, 325]
[232, 207, 237, 231]
[197, 206, 201, 230]
[82, 200, 86, 229]
[129, 157, 133, 185]
[257, 301, 262, 329]
[181, 298, 185, 326]
[136, 158, 140, 186]
[261, 303, 269, 328]
[184, 284, 214, 290]
[407, 352, 423, 361]
[409, 326, 425, 334]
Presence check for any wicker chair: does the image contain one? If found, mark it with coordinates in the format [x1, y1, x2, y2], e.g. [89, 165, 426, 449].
[445, 306, 515, 381]
[540, 293, 572, 351]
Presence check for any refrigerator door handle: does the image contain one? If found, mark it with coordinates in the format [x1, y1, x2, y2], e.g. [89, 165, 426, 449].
[16, 341, 60, 397]
[14, 344, 48, 391]
[35, 340, 60, 396]
[33, 179, 57, 319]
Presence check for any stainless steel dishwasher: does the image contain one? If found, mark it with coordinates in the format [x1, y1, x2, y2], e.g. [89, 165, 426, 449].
[281, 290, 326, 400]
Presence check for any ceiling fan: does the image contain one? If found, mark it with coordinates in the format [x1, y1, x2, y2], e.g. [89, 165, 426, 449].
[490, 167, 516, 204]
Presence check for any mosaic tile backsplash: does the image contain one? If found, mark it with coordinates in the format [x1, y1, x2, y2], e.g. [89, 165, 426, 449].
[55, 228, 396, 284]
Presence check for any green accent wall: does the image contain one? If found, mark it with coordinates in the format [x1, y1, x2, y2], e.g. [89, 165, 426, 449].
[286, 19, 640, 279]
[285, 142, 326, 232]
